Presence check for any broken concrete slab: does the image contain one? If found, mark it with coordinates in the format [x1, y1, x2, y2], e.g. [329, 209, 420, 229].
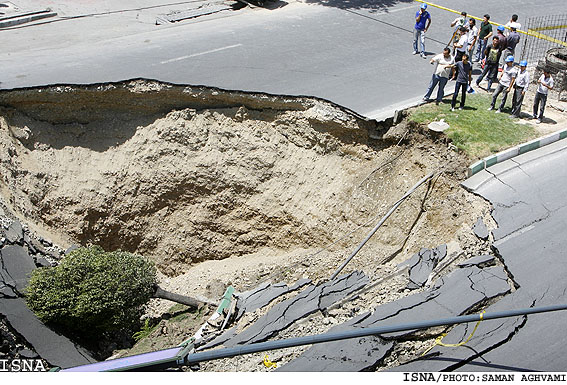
[406, 244, 447, 290]
[392, 290, 532, 372]
[234, 278, 311, 320]
[4, 220, 23, 244]
[0, 244, 36, 293]
[278, 334, 394, 371]
[34, 256, 52, 268]
[473, 217, 489, 240]
[278, 310, 395, 372]
[458, 255, 495, 268]
[0, 284, 16, 298]
[281, 266, 510, 371]
[0, 298, 95, 368]
[221, 271, 368, 347]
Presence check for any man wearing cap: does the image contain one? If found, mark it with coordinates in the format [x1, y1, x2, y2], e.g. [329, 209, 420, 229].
[495, 26, 508, 66]
[533, 68, 554, 124]
[510, 60, 530, 118]
[414, 3, 431, 59]
[489, 55, 517, 113]
[475, 14, 493, 63]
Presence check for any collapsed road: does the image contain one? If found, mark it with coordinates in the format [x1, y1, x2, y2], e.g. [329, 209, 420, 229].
[2, 80, 567, 371]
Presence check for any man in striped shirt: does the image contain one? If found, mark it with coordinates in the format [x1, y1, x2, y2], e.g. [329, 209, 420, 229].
[510, 60, 530, 118]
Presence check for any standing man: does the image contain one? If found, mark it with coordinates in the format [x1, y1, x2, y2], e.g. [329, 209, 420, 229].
[414, 3, 431, 59]
[533, 68, 554, 124]
[495, 26, 508, 66]
[449, 11, 467, 46]
[476, 37, 502, 91]
[489, 55, 518, 113]
[505, 14, 521, 32]
[467, 18, 479, 59]
[510, 60, 530, 118]
[454, 26, 469, 62]
[451, 54, 472, 111]
[423, 48, 455, 105]
[475, 14, 493, 63]
[504, 26, 521, 59]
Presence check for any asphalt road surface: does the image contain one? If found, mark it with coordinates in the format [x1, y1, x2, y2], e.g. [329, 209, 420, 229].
[2, 0, 567, 118]
[398, 139, 567, 372]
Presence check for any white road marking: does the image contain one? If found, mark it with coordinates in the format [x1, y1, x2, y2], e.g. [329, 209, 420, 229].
[160, 44, 243, 64]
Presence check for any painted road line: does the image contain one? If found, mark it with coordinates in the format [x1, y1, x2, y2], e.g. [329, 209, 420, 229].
[160, 44, 243, 64]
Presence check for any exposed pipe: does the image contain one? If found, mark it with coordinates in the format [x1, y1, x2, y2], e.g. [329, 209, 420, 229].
[330, 172, 434, 280]
[184, 303, 567, 365]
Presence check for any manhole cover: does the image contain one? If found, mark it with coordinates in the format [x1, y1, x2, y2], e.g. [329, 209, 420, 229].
[428, 119, 450, 132]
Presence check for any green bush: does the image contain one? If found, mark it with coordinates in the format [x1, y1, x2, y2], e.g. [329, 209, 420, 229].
[26, 246, 157, 336]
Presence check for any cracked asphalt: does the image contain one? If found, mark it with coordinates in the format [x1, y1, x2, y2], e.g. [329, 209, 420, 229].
[408, 138, 567, 371]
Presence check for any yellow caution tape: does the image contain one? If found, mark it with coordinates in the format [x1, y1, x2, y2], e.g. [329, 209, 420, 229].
[413, 0, 567, 47]
[263, 354, 277, 369]
[421, 311, 485, 356]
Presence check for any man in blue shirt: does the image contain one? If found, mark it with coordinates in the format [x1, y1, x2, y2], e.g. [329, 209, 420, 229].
[414, 3, 431, 59]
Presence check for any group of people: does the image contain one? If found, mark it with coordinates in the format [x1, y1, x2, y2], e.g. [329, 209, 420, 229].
[415, 4, 554, 123]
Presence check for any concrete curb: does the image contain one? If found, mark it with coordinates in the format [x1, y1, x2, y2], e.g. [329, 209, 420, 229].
[0, 10, 57, 28]
[467, 129, 567, 177]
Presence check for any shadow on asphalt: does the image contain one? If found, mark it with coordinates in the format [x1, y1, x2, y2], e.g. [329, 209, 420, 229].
[263, 0, 289, 10]
[302, 0, 413, 12]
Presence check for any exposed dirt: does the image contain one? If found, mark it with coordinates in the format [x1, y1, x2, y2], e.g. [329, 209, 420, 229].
[0, 80, 496, 369]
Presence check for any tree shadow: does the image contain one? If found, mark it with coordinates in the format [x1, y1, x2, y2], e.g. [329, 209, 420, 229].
[301, 0, 414, 12]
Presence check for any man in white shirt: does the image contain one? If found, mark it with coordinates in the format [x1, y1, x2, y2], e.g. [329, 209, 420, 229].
[489, 55, 518, 112]
[533, 68, 554, 123]
[453, 26, 469, 62]
[511, 60, 530, 118]
[505, 14, 521, 34]
[423, 47, 455, 104]
[467, 18, 479, 59]
[450, 11, 467, 45]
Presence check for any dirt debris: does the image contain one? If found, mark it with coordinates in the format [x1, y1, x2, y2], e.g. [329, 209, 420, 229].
[0, 80, 496, 369]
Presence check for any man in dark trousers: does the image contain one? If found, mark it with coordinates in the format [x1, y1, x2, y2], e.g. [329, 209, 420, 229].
[504, 25, 521, 59]
[511, 60, 530, 118]
[451, 54, 472, 111]
[533, 68, 554, 124]
[475, 37, 502, 91]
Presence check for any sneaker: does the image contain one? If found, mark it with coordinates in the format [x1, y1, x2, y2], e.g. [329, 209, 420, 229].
[536, 119, 542, 124]
[420, 53, 426, 59]
[532, 115, 538, 119]
[488, 107, 494, 111]
[495, 109, 501, 114]
[458, 107, 463, 110]
[413, 51, 418, 55]
[451, 107, 455, 112]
